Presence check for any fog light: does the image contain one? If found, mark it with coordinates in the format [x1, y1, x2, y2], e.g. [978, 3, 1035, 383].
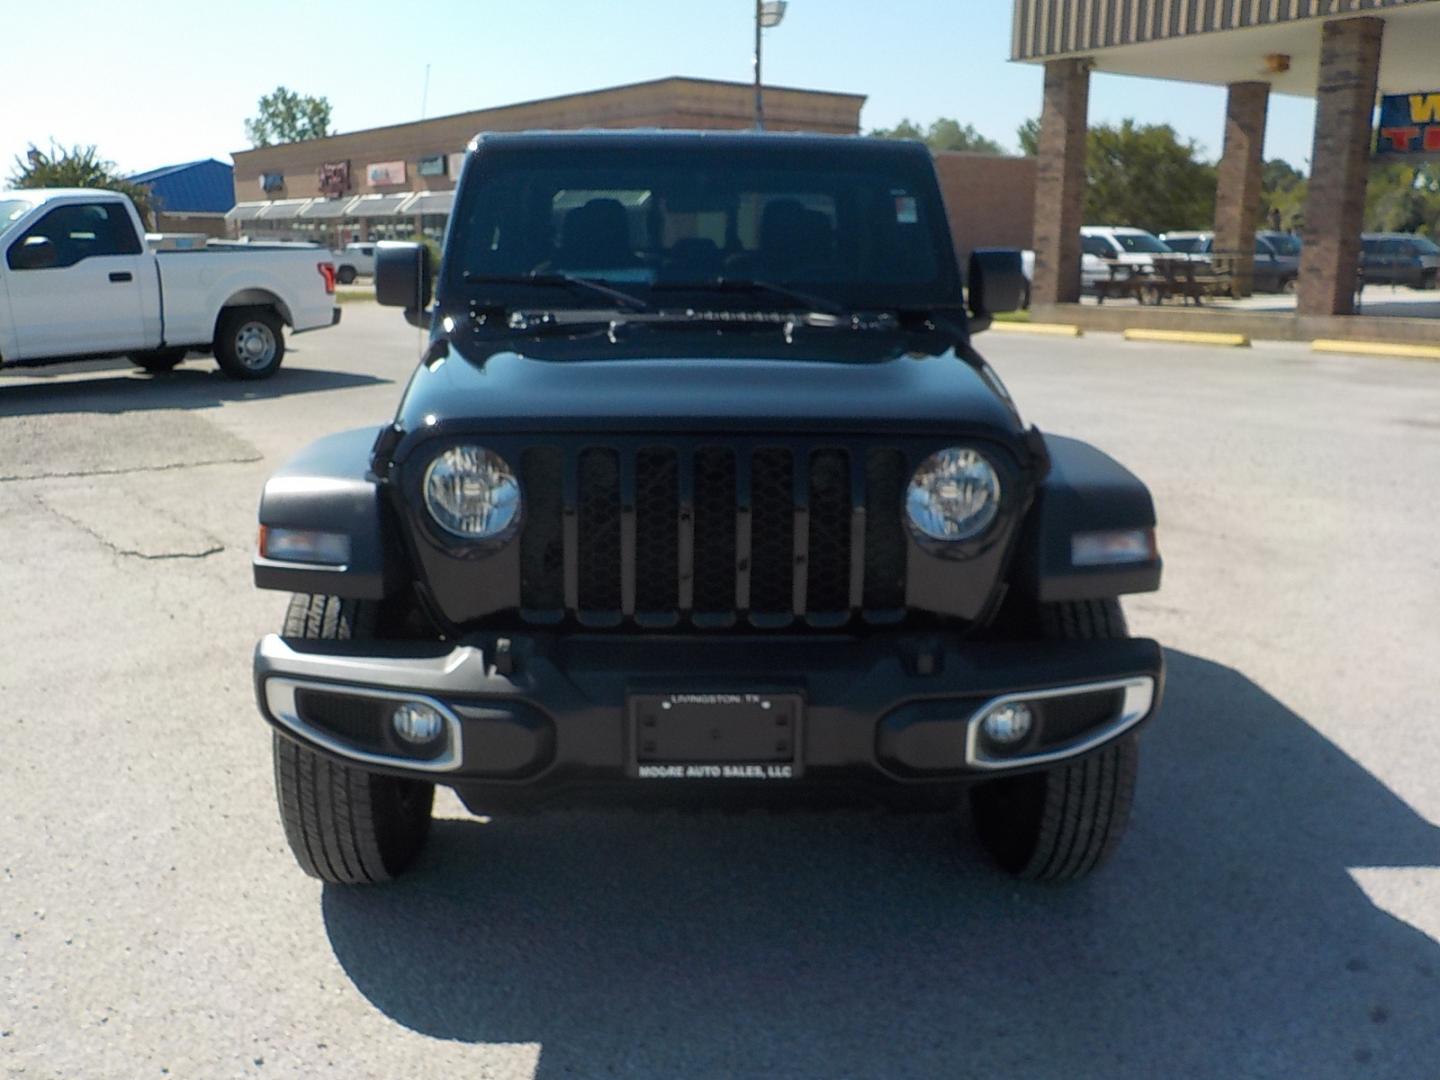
[391, 702, 446, 745]
[981, 702, 1034, 745]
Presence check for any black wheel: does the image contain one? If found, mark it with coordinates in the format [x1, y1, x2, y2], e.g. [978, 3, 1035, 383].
[1423, 269, 1438, 291]
[970, 599, 1139, 882]
[272, 594, 434, 885]
[1281, 276, 1297, 295]
[336, 265, 357, 285]
[131, 347, 187, 373]
[214, 306, 285, 380]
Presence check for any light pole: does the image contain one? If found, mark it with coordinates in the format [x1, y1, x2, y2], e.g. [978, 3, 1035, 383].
[754, 0, 787, 131]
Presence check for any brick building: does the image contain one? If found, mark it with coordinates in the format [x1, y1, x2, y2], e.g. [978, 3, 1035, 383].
[1013, 0, 1440, 316]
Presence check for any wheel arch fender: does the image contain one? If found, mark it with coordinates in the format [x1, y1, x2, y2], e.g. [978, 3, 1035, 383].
[1012, 433, 1163, 603]
[253, 426, 402, 599]
[218, 289, 294, 332]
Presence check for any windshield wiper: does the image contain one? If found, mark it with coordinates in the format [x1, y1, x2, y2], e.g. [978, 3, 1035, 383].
[462, 271, 650, 311]
[653, 277, 845, 316]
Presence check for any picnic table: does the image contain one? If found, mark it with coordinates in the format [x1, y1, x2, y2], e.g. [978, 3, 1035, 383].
[1093, 255, 1237, 305]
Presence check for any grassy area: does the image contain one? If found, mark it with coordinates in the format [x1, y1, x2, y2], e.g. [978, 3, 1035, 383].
[993, 309, 1032, 323]
[335, 287, 376, 304]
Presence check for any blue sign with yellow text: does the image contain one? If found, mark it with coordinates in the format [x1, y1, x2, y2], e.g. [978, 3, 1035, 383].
[1376, 92, 1440, 158]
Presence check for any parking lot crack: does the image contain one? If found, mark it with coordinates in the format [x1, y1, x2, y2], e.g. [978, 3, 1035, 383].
[34, 491, 227, 561]
[0, 454, 260, 485]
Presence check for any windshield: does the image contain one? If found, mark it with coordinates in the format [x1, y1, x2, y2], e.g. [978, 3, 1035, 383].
[1162, 236, 1204, 254]
[1410, 234, 1440, 256]
[1112, 231, 1172, 254]
[1263, 233, 1302, 256]
[445, 141, 959, 311]
[0, 197, 33, 237]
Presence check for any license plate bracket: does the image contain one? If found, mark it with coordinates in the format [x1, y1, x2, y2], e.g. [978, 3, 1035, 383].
[629, 692, 803, 780]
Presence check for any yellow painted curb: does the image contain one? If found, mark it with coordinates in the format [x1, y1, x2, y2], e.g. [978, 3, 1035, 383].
[1122, 328, 1250, 348]
[1312, 339, 1440, 362]
[989, 321, 1084, 337]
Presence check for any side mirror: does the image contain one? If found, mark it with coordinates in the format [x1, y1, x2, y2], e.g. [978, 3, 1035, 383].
[375, 241, 433, 317]
[967, 248, 1026, 330]
[9, 236, 58, 270]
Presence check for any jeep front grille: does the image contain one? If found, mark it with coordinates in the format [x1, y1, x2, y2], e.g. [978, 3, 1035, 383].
[517, 441, 909, 629]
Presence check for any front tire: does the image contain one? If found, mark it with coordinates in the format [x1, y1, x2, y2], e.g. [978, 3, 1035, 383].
[272, 595, 434, 885]
[214, 307, 285, 380]
[969, 599, 1140, 881]
[336, 265, 357, 285]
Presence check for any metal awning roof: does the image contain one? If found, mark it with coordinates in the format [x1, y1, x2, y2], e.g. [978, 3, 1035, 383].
[1010, 0, 1440, 98]
[404, 190, 455, 216]
[256, 199, 313, 222]
[226, 200, 270, 222]
[300, 197, 359, 219]
[349, 194, 412, 217]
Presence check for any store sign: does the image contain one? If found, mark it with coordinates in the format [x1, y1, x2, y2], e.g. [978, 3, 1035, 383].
[417, 154, 446, 177]
[1376, 92, 1440, 157]
[260, 172, 284, 194]
[318, 160, 351, 197]
[367, 159, 407, 186]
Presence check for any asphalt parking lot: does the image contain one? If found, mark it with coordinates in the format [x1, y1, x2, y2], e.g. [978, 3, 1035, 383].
[3, 303, 1439, 1079]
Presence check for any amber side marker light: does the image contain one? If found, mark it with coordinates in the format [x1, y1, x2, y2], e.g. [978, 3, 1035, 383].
[258, 525, 352, 566]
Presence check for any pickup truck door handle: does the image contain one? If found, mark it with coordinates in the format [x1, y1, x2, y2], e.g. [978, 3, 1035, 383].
[108, 271, 133, 283]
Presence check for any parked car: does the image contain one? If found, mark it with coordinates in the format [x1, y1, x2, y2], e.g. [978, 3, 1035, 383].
[1360, 233, 1440, 289]
[331, 241, 377, 284]
[1158, 230, 1301, 293]
[1080, 226, 1176, 290]
[250, 131, 1165, 887]
[1155, 230, 1209, 256]
[0, 188, 340, 379]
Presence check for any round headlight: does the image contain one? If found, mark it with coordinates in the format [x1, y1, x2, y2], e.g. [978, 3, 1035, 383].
[906, 448, 1000, 541]
[423, 446, 521, 539]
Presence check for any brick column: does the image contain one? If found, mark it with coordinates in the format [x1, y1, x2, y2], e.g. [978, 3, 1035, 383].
[1213, 82, 1270, 297]
[1031, 59, 1090, 306]
[1297, 17, 1384, 316]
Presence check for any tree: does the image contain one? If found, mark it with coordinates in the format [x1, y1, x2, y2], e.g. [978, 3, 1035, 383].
[245, 86, 333, 148]
[1365, 163, 1440, 236]
[9, 142, 155, 222]
[870, 117, 1006, 155]
[1017, 117, 1040, 156]
[1014, 118, 1215, 230]
[1083, 121, 1216, 232]
[1260, 158, 1307, 231]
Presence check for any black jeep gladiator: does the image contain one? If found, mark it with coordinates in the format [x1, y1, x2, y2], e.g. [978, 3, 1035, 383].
[252, 131, 1163, 885]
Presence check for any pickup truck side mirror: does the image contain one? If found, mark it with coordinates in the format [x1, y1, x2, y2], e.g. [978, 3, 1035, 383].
[967, 248, 1026, 331]
[375, 241, 433, 320]
[8, 236, 59, 271]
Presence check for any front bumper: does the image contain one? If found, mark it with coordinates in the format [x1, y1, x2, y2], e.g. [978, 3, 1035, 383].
[254, 630, 1164, 799]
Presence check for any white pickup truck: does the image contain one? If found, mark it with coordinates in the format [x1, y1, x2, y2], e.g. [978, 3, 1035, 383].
[331, 242, 376, 284]
[0, 188, 340, 380]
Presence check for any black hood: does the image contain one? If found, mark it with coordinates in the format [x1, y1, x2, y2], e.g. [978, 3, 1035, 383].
[391, 330, 1024, 455]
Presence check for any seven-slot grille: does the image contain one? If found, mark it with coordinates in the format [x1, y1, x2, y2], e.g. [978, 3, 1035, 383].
[518, 442, 909, 628]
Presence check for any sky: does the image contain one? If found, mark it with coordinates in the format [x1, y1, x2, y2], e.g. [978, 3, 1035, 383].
[2, 0, 1320, 180]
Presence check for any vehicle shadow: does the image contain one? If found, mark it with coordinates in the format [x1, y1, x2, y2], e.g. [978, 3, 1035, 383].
[0, 362, 388, 419]
[321, 650, 1440, 1079]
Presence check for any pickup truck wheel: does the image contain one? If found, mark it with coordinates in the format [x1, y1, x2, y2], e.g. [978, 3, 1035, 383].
[131, 348, 187, 373]
[272, 594, 434, 885]
[969, 599, 1139, 882]
[336, 265, 357, 285]
[214, 307, 285, 380]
